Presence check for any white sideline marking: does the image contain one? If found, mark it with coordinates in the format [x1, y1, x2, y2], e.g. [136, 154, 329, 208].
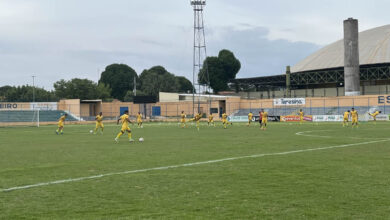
[296, 130, 389, 140]
[2, 138, 389, 193]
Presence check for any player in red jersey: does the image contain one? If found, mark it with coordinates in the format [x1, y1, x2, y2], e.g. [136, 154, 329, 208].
[259, 111, 263, 128]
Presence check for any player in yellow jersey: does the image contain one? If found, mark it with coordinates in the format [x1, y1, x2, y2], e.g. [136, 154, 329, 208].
[350, 108, 358, 128]
[299, 109, 304, 124]
[208, 113, 215, 127]
[94, 112, 104, 134]
[137, 112, 143, 128]
[221, 112, 232, 129]
[115, 110, 134, 143]
[190, 112, 202, 131]
[56, 113, 68, 135]
[369, 110, 381, 124]
[342, 110, 350, 127]
[261, 109, 268, 130]
[247, 112, 253, 126]
[180, 111, 187, 128]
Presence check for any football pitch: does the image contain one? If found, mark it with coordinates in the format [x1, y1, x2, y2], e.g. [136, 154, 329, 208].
[1, 122, 390, 219]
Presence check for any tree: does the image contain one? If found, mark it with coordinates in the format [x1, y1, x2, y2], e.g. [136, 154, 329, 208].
[0, 86, 13, 101]
[176, 76, 194, 93]
[198, 49, 241, 93]
[98, 64, 138, 101]
[98, 63, 193, 99]
[53, 78, 111, 100]
[96, 83, 112, 100]
[199, 56, 225, 93]
[0, 85, 57, 102]
[139, 66, 180, 97]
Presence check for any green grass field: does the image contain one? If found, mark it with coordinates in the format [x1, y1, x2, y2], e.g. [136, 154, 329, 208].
[1, 121, 390, 219]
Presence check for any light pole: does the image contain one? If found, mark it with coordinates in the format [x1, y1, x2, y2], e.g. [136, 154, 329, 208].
[32, 75, 36, 103]
[133, 75, 137, 96]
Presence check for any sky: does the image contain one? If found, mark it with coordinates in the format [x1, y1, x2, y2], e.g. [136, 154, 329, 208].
[1, 0, 390, 90]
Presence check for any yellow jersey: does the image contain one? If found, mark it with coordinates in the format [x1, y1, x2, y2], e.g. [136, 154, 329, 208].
[222, 113, 228, 120]
[371, 111, 379, 117]
[120, 114, 130, 127]
[195, 114, 202, 121]
[299, 111, 304, 117]
[262, 112, 268, 119]
[351, 110, 358, 118]
[248, 113, 253, 120]
[96, 115, 103, 122]
[343, 112, 350, 118]
[137, 114, 142, 121]
[58, 115, 66, 123]
[208, 115, 213, 121]
[181, 113, 186, 119]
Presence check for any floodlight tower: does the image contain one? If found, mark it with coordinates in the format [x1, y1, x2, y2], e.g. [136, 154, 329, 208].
[191, 0, 209, 115]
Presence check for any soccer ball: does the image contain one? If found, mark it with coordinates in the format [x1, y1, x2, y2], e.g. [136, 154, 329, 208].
[89, 130, 93, 134]
[139, 137, 144, 142]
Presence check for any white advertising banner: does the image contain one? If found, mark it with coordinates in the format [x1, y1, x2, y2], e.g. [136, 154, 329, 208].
[371, 115, 389, 121]
[313, 115, 343, 122]
[273, 98, 305, 106]
[228, 116, 248, 122]
[30, 102, 58, 110]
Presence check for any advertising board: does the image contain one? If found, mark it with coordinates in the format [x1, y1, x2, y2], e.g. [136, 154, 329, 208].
[273, 98, 305, 106]
[280, 115, 313, 122]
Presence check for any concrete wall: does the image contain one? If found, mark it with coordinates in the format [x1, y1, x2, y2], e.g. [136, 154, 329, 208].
[58, 99, 80, 116]
[101, 100, 140, 117]
[80, 104, 90, 117]
[223, 95, 390, 115]
[50, 94, 390, 120]
[159, 92, 179, 102]
[239, 85, 389, 100]
[363, 85, 389, 95]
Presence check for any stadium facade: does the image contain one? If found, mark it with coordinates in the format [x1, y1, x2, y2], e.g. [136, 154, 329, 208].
[233, 24, 390, 99]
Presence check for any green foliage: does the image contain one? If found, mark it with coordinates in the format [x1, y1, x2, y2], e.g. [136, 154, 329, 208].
[0, 85, 57, 102]
[99, 64, 138, 100]
[99, 64, 194, 99]
[96, 83, 112, 100]
[199, 56, 225, 92]
[175, 76, 193, 93]
[199, 49, 241, 93]
[139, 66, 179, 97]
[53, 78, 111, 100]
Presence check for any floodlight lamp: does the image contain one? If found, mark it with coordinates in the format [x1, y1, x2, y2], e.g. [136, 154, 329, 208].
[191, 0, 206, 6]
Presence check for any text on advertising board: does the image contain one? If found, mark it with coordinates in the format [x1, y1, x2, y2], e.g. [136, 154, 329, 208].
[378, 96, 390, 104]
[0, 103, 18, 109]
[273, 98, 305, 106]
[280, 115, 313, 122]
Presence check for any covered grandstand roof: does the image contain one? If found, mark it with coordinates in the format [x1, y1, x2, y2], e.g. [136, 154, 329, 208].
[292, 24, 390, 73]
[232, 24, 390, 90]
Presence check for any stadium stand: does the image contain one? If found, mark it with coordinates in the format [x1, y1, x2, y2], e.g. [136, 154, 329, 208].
[0, 110, 78, 122]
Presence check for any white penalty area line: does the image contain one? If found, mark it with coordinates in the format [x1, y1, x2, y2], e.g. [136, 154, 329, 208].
[2, 138, 390, 193]
[296, 130, 389, 140]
